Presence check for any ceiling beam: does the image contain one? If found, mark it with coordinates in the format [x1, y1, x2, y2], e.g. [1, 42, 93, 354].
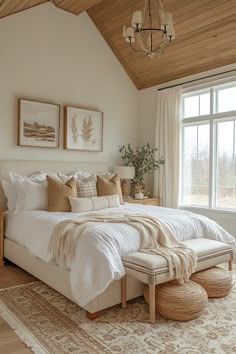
[0, 0, 47, 19]
[0, 0, 104, 19]
[51, 0, 104, 15]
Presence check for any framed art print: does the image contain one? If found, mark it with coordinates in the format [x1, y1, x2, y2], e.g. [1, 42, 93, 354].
[64, 106, 103, 151]
[18, 98, 60, 148]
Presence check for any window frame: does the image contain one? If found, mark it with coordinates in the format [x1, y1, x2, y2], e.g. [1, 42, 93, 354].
[180, 80, 236, 212]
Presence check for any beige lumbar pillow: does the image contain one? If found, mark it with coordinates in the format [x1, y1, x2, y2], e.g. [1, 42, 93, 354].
[69, 194, 120, 213]
[97, 174, 124, 204]
[47, 176, 77, 212]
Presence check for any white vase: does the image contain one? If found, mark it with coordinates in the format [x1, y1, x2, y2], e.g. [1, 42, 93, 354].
[135, 192, 144, 200]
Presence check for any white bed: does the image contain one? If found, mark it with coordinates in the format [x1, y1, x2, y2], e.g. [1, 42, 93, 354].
[1, 159, 235, 316]
[0, 160, 144, 315]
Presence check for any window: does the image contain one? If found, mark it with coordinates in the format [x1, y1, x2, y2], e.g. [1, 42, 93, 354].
[181, 81, 236, 211]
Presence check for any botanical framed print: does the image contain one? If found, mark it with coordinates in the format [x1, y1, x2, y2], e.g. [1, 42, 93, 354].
[18, 98, 60, 148]
[64, 106, 103, 151]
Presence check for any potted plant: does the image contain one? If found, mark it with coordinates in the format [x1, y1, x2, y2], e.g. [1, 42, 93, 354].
[118, 143, 164, 199]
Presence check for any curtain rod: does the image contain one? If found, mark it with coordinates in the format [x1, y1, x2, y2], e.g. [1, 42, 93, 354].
[157, 68, 236, 91]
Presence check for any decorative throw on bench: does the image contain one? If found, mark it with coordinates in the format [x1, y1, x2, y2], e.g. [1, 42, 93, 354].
[49, 213, 198, 283]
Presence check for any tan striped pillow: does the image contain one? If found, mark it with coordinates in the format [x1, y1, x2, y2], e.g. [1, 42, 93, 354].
[47, 176, 77, 212]
[97, 174, 124, 204]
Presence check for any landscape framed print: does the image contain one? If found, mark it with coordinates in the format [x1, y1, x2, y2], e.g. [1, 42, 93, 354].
[18, 98, 60, 148]
[64, 106, 103, 151]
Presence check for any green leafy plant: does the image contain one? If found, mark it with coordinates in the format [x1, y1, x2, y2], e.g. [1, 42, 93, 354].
[118, 143, 164, 191]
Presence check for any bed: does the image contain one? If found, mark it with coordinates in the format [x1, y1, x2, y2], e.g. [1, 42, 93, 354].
[0, 159, 235, 318]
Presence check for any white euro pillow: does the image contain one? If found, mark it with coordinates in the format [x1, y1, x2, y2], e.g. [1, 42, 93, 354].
[58, 172, 79, 183]
[69, 194, 120, 213]
[16, 179, 48, 212]
[75, 169, 91, 179]
[2, 181, 17, 210]
[3, 172, 47, 211]
[10, 171, 46, 184]
[58, 171, 92, 182]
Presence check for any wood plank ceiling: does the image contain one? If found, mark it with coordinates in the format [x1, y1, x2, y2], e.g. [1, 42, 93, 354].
[1, 0, 236, 89]
[88, 0, 236, 89]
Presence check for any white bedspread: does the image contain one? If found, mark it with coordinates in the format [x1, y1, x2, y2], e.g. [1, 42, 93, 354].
[4, 204, 235, 307]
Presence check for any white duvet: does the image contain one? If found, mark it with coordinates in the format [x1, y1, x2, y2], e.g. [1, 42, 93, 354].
[4, 204, 235, 307]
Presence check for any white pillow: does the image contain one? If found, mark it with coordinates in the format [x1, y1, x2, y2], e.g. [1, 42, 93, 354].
[2, 181, 17, 210]
[3, 172, 47, 211]
[58, 170, 92, 182]
[10, 171, 46, 184]
[47, 172, 63, 182]
[69, 194, 120, 213]
[75, 169, 91, 179]
[98, 172, 115, 180]
[58, 172, 78, 183]
[16, 179, 48, 212]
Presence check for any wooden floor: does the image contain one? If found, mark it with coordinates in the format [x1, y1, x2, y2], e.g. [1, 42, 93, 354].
[0, 261, 36, 354]
[0, 259, 235, 354]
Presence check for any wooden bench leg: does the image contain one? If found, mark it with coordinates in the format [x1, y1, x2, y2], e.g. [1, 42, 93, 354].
[149, 284, 156, 323]
[229, 259, 233, 271]
[121, 275, 127, 308]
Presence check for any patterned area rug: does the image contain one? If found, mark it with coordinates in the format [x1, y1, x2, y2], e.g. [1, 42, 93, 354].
[0, 270, 235, 354]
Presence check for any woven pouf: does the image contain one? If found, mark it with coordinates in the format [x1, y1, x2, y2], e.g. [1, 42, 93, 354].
[144, 280, 208, 321]
[190, 266, 233, 298]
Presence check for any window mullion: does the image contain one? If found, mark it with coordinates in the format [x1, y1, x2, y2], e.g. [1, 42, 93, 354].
[211, 121, 217, 209]
[209, 88, 215, 209]
[233, 122, 235, 201]
[181, 127, 185, 205]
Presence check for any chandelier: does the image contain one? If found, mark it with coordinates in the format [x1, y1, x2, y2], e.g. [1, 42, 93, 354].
[123, 0, 175, 58]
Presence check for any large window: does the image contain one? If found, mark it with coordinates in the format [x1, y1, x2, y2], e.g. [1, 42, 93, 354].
[181, 81, 236, 211]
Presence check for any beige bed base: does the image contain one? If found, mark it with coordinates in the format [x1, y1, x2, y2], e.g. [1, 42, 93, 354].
[0, 159, 144, 316]
[4, 238, 144, 313]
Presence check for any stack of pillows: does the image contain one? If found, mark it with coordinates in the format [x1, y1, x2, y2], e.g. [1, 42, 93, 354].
[2, 170, 123, 213]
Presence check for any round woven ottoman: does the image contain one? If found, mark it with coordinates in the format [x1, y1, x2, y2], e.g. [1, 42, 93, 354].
[144, 280, 208, 321]
[190, 266, 233, 298]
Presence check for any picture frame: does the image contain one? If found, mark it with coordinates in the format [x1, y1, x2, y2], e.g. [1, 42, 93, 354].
[64, 105, 103, 152]
[18, 98, 60, 148]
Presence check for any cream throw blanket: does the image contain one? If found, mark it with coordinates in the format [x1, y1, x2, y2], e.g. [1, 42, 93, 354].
[49, 213, 197, 283]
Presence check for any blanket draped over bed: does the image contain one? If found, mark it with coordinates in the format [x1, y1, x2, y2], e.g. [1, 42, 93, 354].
[49, 213, 198, 283]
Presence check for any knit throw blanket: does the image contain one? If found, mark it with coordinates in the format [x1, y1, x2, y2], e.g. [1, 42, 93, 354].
[49, 213, 198, 283]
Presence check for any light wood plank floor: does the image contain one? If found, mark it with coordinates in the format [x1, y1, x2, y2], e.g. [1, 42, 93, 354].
[0, 261, 36, 354]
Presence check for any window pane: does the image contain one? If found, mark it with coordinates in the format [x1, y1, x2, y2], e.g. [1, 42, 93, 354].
[184, 96, 199, 118]
[217, 86, 236, 113]
[200, 93, 210, 115]
[216, 120, 236, 210]
[182, 124, 209, 206]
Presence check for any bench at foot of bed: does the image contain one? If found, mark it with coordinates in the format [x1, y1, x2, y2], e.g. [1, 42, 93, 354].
[121, 238, 233, 323]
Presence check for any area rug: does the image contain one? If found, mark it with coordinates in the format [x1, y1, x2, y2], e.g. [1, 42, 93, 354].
[0, 270, 235, 354]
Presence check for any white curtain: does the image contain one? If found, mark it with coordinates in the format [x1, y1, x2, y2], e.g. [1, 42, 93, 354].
[153, 86, 182, 208]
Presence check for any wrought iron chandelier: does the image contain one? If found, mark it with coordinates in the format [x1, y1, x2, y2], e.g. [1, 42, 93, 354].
[123, 0, 175, 58]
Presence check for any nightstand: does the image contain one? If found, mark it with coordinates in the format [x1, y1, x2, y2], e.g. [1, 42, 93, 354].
[126, 198, 160, 206]
[0, 209, 4, 266]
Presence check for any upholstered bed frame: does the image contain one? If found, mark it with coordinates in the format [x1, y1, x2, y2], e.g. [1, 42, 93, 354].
[0, 160, 144, 318]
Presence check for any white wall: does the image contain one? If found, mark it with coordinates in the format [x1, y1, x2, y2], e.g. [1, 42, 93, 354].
[0, 3, 138, 164]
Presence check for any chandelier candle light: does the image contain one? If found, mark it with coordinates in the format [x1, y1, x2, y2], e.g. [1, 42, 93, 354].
[123, 0, 175, 57]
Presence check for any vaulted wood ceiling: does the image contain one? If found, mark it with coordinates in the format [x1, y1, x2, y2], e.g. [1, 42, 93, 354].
[1, 0, 236, 89]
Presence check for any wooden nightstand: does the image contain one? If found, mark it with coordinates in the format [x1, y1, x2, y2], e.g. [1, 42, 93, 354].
[126, 198, 160, 206]
[0, 209, 4, 266]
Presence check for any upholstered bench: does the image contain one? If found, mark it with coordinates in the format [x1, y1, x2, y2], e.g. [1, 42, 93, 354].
[121, 238, 233, 323]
